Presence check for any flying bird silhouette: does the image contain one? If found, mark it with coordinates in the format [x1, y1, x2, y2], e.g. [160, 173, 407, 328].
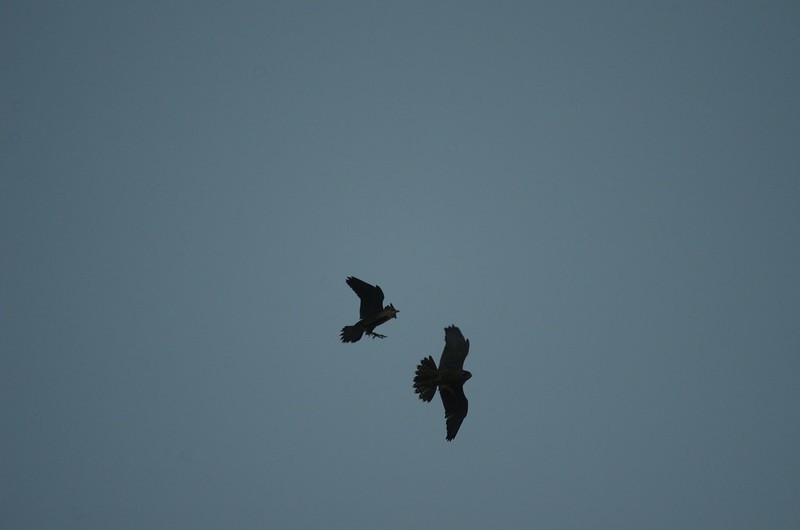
[340, 276, 398, 343]
[413, 325, 472, 441]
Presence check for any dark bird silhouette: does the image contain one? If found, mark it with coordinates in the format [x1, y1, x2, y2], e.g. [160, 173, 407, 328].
[340, 276, 398, 343]
[413, 325, 472, 441]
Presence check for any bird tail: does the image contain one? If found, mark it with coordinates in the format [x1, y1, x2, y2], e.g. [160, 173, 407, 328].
[340, 325, 364, 343]
[413, 356, 438, 402]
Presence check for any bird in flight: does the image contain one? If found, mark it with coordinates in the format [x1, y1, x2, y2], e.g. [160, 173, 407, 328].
[413, 325, 472, 441]
[340, 276, 399, 343]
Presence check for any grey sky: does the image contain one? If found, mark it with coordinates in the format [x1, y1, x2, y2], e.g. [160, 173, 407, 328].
[2, 2, 799, 528]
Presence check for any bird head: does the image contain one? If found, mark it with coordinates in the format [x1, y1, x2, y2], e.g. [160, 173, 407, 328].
[385, 304, 399, 318]
[463, 370, 473, 382]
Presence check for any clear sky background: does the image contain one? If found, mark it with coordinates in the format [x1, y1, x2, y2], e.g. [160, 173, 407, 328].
[2, 2, 799, 529]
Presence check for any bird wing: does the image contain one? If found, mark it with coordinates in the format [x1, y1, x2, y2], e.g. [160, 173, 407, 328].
[438, 325, 469, 371]
[346, 276, 385, 318]
[440, 384, 468, 441]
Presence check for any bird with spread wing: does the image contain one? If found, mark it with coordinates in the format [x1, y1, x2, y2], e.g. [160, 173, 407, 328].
[340, 276, 399, 343]
[413, 325, 472, 441]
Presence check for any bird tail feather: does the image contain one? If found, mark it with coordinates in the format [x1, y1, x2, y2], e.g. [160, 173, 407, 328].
[340, 325, 363, 343]
[413, 356, 438, 402]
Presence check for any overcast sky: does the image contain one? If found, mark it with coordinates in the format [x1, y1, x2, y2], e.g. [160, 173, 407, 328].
[3, 2, 800, 528]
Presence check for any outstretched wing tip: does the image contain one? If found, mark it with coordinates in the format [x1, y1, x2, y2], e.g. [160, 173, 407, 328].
[441, 385, 468, 441]
[345, 276, 386, 317]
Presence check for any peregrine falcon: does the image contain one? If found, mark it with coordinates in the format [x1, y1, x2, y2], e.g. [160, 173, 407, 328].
[413, 325, 472, 441]
[340, 276, 399, 343]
